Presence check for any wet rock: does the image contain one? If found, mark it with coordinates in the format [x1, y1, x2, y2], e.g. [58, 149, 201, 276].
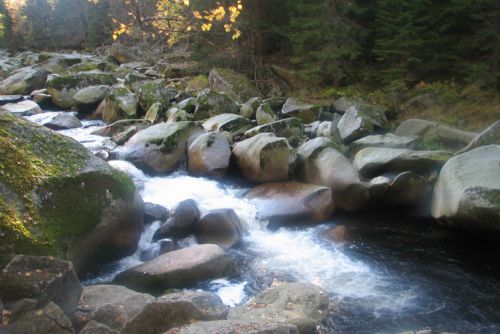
[119, 121, 205, 174]
[354, 147, 451, 178]
[457, 120, 500, 154]
[122, 291, 227, 334]
[153, 199, 200, 240]
[166, 320, 299, 334]
[136, 79, 177, 111]
[73, 284, 154, 331]
[114, 244, 237, 293]
[27, 112, 82, 130]
[0, 112, 144, 274]
[384, 171, 429, 207]
[79, 321, 119, 334]
[233, 133, 296, 183]
[194, 89, 239, 121]
[240, 97, 263, 119]
[158, 239, 178, 255]
[144, 202, 169, 224]
[209, 68, 260, 103]
[46, 72, 118, 109]
[92, 119, 150, 137]
[0, 67, 49, 95]
[246, 182, 334, 225]
[0, 255, 82, 315]
[0, 100, 42, 116]
[0, 95, 23, 105]
[395, 119, 476, 151]
[202, 113, 252, 137]
[349, 133, 419, 155]
[323, 225, 350, 247]
[188, 133, 231, 177]
[282, 98, 318, 123]
[2, 302, 75, 334]
[244, 118, 303, 145]
[431, 145, 500, 233]
[228, 283, 329, 333]
[256, 103, 278, 125]
[297, 137, 369, 212]
[195, 209, 243, 249]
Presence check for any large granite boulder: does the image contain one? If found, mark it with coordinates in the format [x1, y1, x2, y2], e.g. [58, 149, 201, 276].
[431, 145, 500, 233]
[97, 85, 139, 122]
[73, 85, 110, 109]
[232, 133, 296, 183]
[194, 89, 239, 121]
[457, 120, 500, 154]
[228, 283, 329, 333]
[188, 133, 231, 178]
[0, 255, 82, 315]
[166, 320, 299, 334]
[256, 103, 278, 125]
[114, 244, 238, 293]
[349, 133, 418, 155]
[0, 67, 49, 95]
[118, 121, 205, 174]
[245, 182, 334, 225]
[354, 147, 452, 178]
[240, 97, 263, 119]
[153, 199, 200, 240]
[27, 112, 82, 130]
[297, 138, 369, 212]
[0, 111, 144, 274]
[122, 291, 227, 334]
[0, 100, 42, 116]
[209, 68, 260, 103]
[135, 79, 177, 111]
[281, 98, 318, 123]
[195, 209, 243, 249]
[244, 118, 303, 145]
[202, 113, 252, 137]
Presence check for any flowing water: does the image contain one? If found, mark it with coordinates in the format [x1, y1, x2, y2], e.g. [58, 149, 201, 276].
[40, 113, 500, 334]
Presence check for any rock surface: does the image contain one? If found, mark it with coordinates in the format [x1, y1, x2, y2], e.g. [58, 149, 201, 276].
[188, 133, 231, 177]
[153, 199, 200, 240]
[1, 100, 42, 116]
[209, 68, 259, 103]
[349, 133, 418, 154]
[194, 89, 239, 121]
[0, 67, 49, 95]
[195, 209, 243, 249]
[166, 320, 299, 334]
[27, 112, 82, 130]
[457, 120, 500, 154]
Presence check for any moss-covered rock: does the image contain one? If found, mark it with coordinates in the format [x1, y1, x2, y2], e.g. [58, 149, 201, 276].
[0, 67, 49, 95]
[0, 111, 143, 274]
[244, 118, 304, 146]
[208, 68, 260, 103]
[202, 113, 252, 137]
[96, 85, 138, 122]
[193, 89, 239, 121]
[46, 72, 118, 109]
[136, 79, 177, 112]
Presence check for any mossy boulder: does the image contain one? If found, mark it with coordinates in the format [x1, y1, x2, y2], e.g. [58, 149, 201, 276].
[0, 67, 49, 95]
[281, 98, 319, 123]
[244, 118, 304, 146]
[208, 68, 260, 103]
[202, 113, 252, 137]
[256, 103, 278, 125]
[194, 89, 239, 121]
[96, 85, 138, 122]
[46, 72, 118, 109]
[0, 111, 144, 274]
[136, 79, 177, 112]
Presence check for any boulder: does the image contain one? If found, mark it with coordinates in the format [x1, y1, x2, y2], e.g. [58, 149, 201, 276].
[144, 102, 162, 124]
[2, 302, 75, 334]
[431, 145, 500, 233]
[245, 182, 334, 225]
[195, 209, 243, 249]
[256, 103, 278, 125]
[136, 79, 177, 111]
[0, 100, 42, 116]
[118, 121, 205, 174]
[333, 97, 389, 126]
[122, 291, 227, 334]
[240, 97, 263, 119]
[0, 111, 144, 274]
[0, 255, 82, 315]
[79, 321, 119, 334]
[185, 75, 209, 92]
[209, 68, 260, 103]
[73, 85, 110, 107]
[337, 106, 374, 144]
[73, 284, 154, 331]
[101, 85, 139, 121]
[228, 283, 329, 333]
[188, 133, 231, 177]
[281, 98, 318, 123]
[0, 95, 23, 105]
[92, 119, 150, 137]
[176, 97, 197, 113]
[144, 202, 169, 224]
[114, 244, 237, 293]
[153, 199, 200, 240]
[27, 112, 82, 130]
[354, 147, 451, 178]
[349, 133, 418, 155]
[110, 44, 139, 64]
[384, 171, 429, 207]
[166, 108, 188, 123]
[46, 72, 118, 109]
[297, 138, 369, 212]
[194, 89, 239, 121]
[232, 133, 296, 183]
[0, 67, 49, 95]
[166, 320, 299, 334]
[395, 119, 476, 151]
[244, 118, 303, 144]
[457, 120, 500, 154]
[202, 113, 252, 137]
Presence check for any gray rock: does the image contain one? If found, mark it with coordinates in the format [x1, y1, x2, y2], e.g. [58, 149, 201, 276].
[228, 283, 329, 333]
[166, 108, 188, 124]
[98, 85, 138, 122]
[245, 182, 334, 225]
[244, 118, 303, 144]
[337, 106, 374, 144]
[136, 79, 177, 111]
[176, 97, 197, 113]
[119, 121, 205, 174]
[73, 284, 154, 331]
[256, 103, 278, 125]
[27, 112, 82, 130]
[282, 98, 318, 123]
[354, 147, 452, 178]
[240, 97, 263, 119]
[202, 113, 252, 137]
[153, 199, 200, 240]
[457, 120, 500, 154]
[92, 119, 150, 137]
[1, 100, 42, 116]
[166, 320, 299, 334]
[297, 138, 369, 212]
[2, 302, 75, 334]
[431, 145, 500, 233]
[194, 89, 239, 121]
[208, 68, 260, 103]
[73, 85, 110, 105]
[349, 133, 418, 155]
[195, 209, 243, 249]
[233, 133, 296, 182]
[0, 95, 23, 105]
[188, 132, 231, 177]
[0, 255, 82, 315]
[79, 321, 120, 334]
[114, 244, 238, 293]
[144, 102, 162, 124]
[144, 202, 169, 224]
[122, 291, 227, 334]
[0, 67, 49, 95]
